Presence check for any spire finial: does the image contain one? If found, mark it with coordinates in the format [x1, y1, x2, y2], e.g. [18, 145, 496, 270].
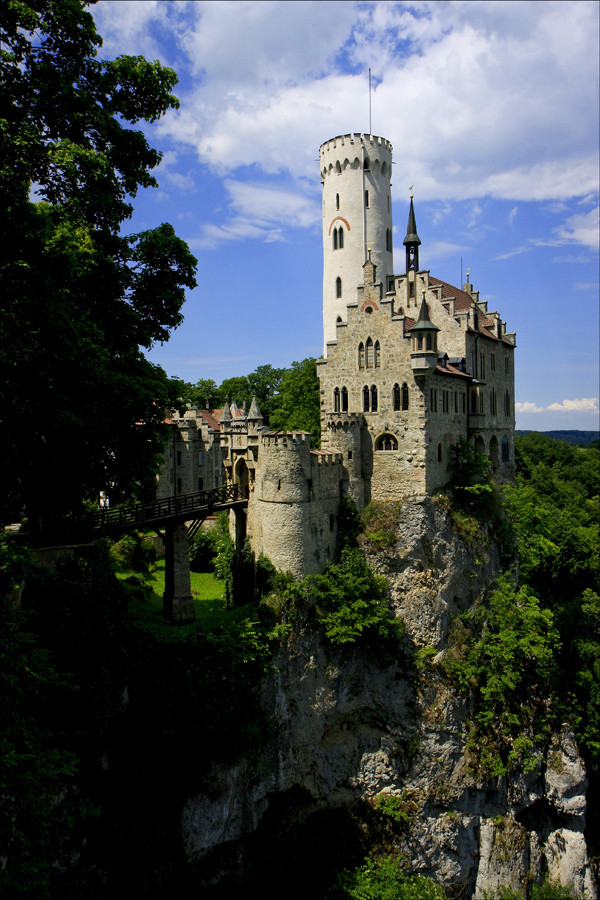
[409, 184, 414, 199]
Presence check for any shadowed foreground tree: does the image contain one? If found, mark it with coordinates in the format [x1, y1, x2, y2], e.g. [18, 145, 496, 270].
[0, 0, 197, 529]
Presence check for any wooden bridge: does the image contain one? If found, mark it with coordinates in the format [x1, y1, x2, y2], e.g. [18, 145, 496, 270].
[21, 485, 249, 626]
[76, 483, 249, 538]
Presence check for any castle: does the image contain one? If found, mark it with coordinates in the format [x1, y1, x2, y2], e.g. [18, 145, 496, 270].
[158, 133, 516, 577]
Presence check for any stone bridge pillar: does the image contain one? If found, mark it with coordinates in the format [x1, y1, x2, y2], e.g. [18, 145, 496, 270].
[163, 523, 195, 624]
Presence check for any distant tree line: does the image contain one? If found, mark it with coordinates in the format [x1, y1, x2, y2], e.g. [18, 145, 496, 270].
[175, 357, 321, 445]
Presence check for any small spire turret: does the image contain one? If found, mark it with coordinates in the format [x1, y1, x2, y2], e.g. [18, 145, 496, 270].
[403, 193, 421, 273]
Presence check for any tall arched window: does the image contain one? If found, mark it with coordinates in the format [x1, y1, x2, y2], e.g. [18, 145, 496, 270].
[333, 387, 340, 412]
[366, 337, 374, 368]
[393, 383, 400, 411]
[418, 335, 423, 350]
[505, 390, 511, 416]
[374, 340, 381, 368]
[426, 334, 432, 350]
[338, 227, 344, 249]
[402, 383, 409, 411]
[371, 385, 378, 412]
[336, 193, 340, 210]
[438, 443, 443, 462]
[502, 436, 510, 461]
[336, 277, 342, 298]
[480, 350, 486, 379]
[386, 228, 392, 252]
[358, 342, 365, 369]
[363, 385, 370, 412]
[341, 386, 348, 412]
[333, 230, 338, 250]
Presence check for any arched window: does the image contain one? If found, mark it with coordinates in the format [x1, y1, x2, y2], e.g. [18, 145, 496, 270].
[502, 436, 510, 461]
[333, 229, 338, 250]
[471, 391, 477, 414]
[480, 350, 486, 379]
[393, 383, 400, 411]
[418, 335, 423, 350]
[363, 157, 370, 170]
[336, 193, 340, 210]
[402, 382, 409, 411]
[334, 387, 340, 412]
[426, 334, 432, 350]
[366, 337, 374, 368]
[338, 227, 344, 249]
[336, 316, 342, 325]
[505, 390, 511, 416]
[358, 342, 365, 369]
[336, 160, 341, 173]
[363, 385, 370, 412]
[374, 340, 381, 368]
[341, 386, 348, 412]
[371, 385, 378, 412]
[490, 388, 497, 415]
[437, 443, 443, 462]
[386, 228, 392, 252]
[376, 433, 398, 451]
[336, 277, 342, 298]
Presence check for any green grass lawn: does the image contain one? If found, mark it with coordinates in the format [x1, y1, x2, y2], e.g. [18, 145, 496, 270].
[116, 559, 232, 638]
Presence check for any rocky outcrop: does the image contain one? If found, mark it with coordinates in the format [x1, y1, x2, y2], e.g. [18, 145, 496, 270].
[181, 499, 597, 897]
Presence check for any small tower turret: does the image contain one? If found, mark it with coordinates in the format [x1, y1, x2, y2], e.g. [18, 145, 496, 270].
[403, 192, 421, 274]
[409, 293, 439, 375]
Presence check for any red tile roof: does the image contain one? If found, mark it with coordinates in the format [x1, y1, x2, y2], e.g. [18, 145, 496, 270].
[429, 276, 473, 311]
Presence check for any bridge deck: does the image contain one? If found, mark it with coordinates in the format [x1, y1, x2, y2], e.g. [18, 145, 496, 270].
[72, 485, 249, 538]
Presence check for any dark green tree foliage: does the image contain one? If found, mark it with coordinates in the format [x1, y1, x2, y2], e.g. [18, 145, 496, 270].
[446, 576, 558, 776]
[504, 434, 600, 773]
[0, 0, 197, 527]
[269, 357, 321, 445]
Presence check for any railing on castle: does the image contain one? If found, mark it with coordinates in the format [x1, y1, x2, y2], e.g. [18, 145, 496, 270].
[79, 484, 249, 536]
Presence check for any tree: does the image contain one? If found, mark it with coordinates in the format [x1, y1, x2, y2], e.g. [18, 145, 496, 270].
[269, 358, 321, 444]
[0, 0, 197, 528]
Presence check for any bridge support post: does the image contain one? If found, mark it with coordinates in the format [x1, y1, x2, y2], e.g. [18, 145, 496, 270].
[232, 507, 246, 548]
[163, 523, 195, 624]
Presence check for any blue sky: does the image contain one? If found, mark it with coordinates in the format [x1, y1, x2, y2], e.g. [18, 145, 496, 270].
[90, 0, 599, 432]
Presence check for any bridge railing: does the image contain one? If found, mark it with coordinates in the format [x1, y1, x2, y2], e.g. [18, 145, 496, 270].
[81, 483, 249, 535]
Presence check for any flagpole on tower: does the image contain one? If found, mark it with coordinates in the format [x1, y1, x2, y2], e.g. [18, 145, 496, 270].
[369, 68, 372, 134]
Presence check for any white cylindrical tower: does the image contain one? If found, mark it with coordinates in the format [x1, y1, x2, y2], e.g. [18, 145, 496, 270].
[320, 133, 393, 353]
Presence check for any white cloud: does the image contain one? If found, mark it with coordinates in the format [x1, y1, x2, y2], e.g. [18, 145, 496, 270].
[508, 206, 518, 226]
[554, 206, 600, 251]
[90, 1, 599, 203]
[516, 398, 599, 414]
[192, 179, 319, 248]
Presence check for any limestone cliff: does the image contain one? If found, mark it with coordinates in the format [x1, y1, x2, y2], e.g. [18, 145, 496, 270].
[181, 499, 597, 898]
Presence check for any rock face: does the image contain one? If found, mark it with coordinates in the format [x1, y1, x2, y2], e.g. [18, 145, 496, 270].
[181, 499, 597, 897]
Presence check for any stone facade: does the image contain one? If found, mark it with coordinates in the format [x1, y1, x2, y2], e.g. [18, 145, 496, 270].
[159, 132, 516, 577]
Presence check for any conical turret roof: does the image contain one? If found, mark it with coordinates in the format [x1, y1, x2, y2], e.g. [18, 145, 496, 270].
[409, 294, 439, 332]
[403, 196, 421, 246]
[248, 395, 263, 421]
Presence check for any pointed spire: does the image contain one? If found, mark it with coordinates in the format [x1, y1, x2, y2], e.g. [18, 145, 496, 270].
[403, 196, 421, 247]
[404, 193, 421, 273]
[220, 397, 231, 422]
[248, 395, 263, 421]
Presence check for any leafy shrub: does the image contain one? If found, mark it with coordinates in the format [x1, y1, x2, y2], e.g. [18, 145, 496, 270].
[109, 531, 156, 572]
[375, 793, 409, 825]
[307, 549, 405, 659]
[188, 526, 216, 572]
[360, 501, 401, 549]
[331, 856, 446, 899]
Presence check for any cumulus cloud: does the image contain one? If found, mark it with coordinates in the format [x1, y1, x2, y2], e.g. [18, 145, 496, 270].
[91, 1, 599, 205]
[516, 398, 599, 414]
